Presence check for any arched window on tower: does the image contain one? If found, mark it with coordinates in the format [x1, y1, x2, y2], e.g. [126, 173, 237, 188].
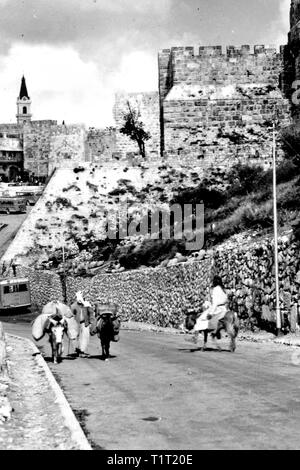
[23, 106, 27, 114]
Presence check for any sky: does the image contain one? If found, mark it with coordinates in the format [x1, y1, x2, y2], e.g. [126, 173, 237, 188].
[0, 0, 291, 128]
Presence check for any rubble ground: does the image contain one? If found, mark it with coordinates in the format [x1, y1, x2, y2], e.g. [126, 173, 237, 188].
[0, 334, 80, 450]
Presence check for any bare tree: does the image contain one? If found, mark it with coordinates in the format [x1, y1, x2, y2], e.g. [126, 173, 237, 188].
[120, 101, 151, 159]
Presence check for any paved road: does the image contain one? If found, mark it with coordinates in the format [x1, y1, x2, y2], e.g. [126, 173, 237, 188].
[3, 321, 300, 450]
[0, 212, 28, 259]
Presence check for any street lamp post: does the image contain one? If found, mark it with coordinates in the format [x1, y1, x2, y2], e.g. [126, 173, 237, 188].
[61, 237, 67, 304]
[272, 120, 281, 336]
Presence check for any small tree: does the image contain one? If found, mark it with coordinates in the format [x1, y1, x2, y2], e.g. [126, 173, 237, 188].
[120, 101, 151, 158]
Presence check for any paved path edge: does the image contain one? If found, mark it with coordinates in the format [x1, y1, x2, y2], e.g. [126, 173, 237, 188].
[6, 333, 92, 450]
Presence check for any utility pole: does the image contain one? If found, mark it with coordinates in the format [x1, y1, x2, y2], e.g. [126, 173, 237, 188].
[272, 120, 281, 336]
[61, 239, 67, 304]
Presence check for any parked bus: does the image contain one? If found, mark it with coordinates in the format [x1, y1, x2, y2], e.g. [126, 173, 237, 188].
[0, 183, 44, 206]
[0, 196, 27, 214]
[0, 277, 31, 310]
[15, 191, 42, 206]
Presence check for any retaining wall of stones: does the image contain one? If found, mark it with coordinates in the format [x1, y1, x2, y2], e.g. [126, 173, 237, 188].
[11, 233, 300, 332]
[66, 258, 212, 328]
[213, 236, 300, 331]
[17, 266, 64, 311]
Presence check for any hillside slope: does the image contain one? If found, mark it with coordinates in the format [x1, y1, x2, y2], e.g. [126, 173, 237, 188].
[3, 158, 300, 278]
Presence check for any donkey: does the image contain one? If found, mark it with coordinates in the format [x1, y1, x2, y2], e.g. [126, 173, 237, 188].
[45, 316, 68, 364]
[97, 314, 121, 359]
[92, 304, 121, 359]
[185, 310, 239, 353]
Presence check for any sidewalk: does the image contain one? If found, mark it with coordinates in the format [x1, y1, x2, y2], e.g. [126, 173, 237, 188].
[0, 330, 91, 450]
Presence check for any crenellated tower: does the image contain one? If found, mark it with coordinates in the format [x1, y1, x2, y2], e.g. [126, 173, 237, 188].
[16, 76, 32, 124]
[158, 44, 291, 166]
[282, 1, 300, 120]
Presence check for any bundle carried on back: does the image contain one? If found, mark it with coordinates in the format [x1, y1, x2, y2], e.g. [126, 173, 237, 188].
[32, 313, 50, 341]
[94, 303, 121, 342]
[31, 301, 79, 341]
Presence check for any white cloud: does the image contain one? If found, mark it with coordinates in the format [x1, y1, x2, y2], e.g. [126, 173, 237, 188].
[76, 0, 172, 15]
[112, 51, 158, 93]
[0, 43, 159, 128]
[0, 43, 115, 127]
[274, 0, 290, 45]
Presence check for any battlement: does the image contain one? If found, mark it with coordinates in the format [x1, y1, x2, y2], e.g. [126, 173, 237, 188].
[159, 44, 284, 59]
[158, 44, 285, 99]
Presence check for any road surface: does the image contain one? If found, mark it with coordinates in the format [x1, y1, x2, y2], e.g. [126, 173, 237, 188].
[3, 321, 300, 450]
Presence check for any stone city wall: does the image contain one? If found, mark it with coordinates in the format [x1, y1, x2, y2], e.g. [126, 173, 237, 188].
[159, 45, 291, 164]
[163, 96, 291, 167]
[86, 127, 117, 163]
[283, 0, 300, 120]
[48, 124, 87, 173]
[23, 121, 57, 177]
[23, 121, 87, 177]
[113, 92, 161, 159]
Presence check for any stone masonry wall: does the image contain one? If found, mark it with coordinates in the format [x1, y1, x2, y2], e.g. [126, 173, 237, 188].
[10, 233, 300, 332]
[214, 236, 300, 332]
[86, 127, 117, 163]
[0, 124, 23, 138]
[48, 124, 87, 173]
[23, 121, 87, 177]
[66, 258, 212, 328]
[159, 45, 292, 166]
[113, 92, 160, 160]
[283, 0, 300, 121]
[17, 266, 64, 310]
[59, 235, 300, 332]
[23, 121, 57, 177]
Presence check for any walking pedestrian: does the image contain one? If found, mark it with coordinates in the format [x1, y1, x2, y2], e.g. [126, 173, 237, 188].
[70, 292, 95, 358]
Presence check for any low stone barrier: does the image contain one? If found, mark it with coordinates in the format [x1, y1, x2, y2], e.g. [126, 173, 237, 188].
[66, 257, 213, 328]
[214, 236, 300, 330]
[9, 234, 300, 332]
[17, 267, 64, 311]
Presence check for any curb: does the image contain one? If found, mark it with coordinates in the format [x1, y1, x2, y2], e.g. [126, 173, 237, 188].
[0, 323, 12, 422]
[0, 323, 8, 376]
[7, 333, 92, 451]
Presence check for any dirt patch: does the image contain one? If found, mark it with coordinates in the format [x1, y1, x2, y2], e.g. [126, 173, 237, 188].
[0, 335, 79, 449]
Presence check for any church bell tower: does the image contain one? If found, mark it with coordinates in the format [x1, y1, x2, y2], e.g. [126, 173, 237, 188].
[16, 76, 32, 124]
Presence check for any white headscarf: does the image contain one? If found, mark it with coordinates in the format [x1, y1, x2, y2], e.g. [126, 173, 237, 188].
[76, 291, 92, 308]
[76, 291, 85, 305]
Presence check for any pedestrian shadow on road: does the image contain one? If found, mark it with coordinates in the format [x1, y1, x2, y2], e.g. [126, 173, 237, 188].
[88, 354, 117, 360]
[178, 347, 231, 353]
[43, 355, 77, 363]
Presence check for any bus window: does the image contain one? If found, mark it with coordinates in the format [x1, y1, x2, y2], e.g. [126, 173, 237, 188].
[3, 285, 19, 293]
[19, 283, 28, 292]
